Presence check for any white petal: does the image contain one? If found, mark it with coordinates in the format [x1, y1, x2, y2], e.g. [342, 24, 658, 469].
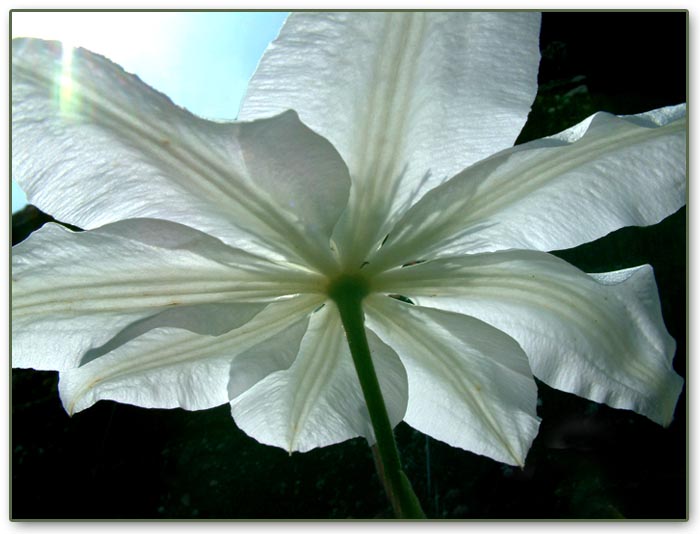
[12, 39, 350, 270]
[230, 303, 408, 453]
[58, 295, 323, 415]
[12, 218, 322, 371]
[370, 105, 686, 272]
[375, 250, 683, 426]
[240, 12, 540, 266]
[365, 295, 540, 466]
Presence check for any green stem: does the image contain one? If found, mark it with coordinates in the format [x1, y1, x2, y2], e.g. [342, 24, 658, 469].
[329, 275, 425, 519]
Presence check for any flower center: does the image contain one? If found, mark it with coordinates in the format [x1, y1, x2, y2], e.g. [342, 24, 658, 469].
[326, 272, 371, 304]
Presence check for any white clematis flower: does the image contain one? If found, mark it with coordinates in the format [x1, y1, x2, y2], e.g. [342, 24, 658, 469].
[11, 12, 685, 467]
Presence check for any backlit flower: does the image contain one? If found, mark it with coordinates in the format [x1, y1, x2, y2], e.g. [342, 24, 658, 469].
[12, 12, 685, 467]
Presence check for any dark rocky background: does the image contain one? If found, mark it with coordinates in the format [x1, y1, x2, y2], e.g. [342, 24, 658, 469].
[11, 11, 687, 519]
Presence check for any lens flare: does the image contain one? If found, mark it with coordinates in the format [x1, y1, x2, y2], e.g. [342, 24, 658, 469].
[57, 43, 77, 116]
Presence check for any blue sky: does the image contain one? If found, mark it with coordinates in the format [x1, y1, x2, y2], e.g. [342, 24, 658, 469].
[11, 11, 289, 213]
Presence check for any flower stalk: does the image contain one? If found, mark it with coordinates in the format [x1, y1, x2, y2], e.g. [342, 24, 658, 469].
[329, 275, 425, 519]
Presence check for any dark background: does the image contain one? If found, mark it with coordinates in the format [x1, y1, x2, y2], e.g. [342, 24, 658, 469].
[11, 11, 688, 519]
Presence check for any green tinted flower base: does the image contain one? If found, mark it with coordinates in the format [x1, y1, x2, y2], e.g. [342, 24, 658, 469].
[328, 274, 425, 519]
